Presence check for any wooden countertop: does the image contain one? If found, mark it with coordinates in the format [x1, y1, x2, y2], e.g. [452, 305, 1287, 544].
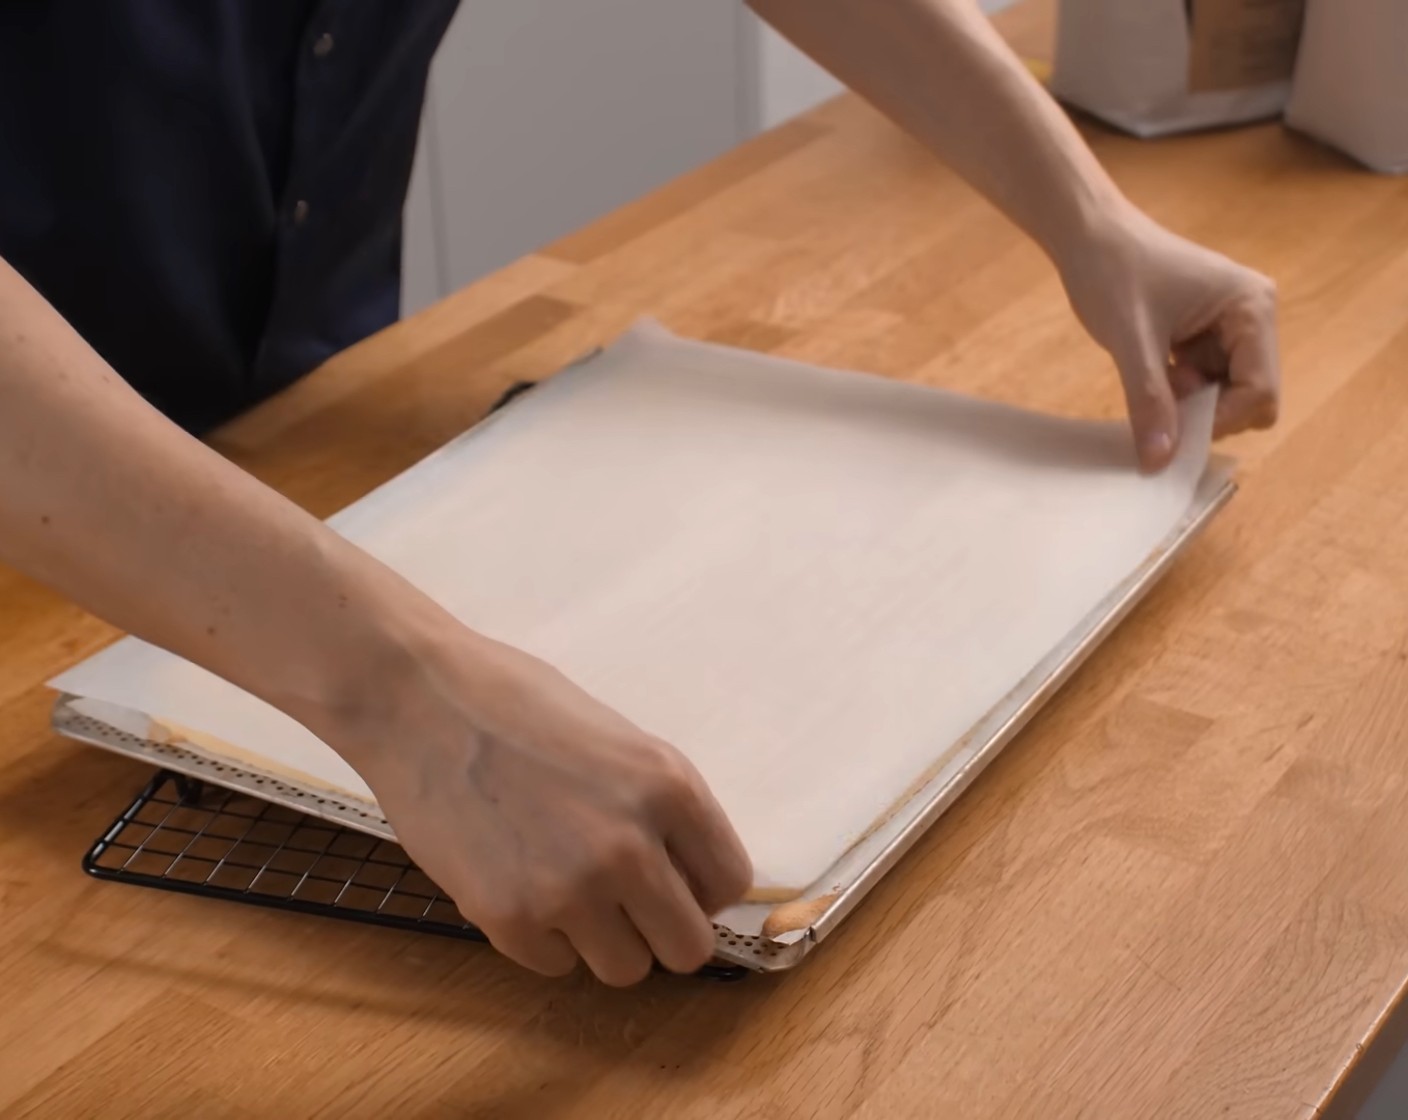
[5, 3, 1408, 1116]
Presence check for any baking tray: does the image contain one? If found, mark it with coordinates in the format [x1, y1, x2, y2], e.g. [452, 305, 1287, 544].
[53, 453, 1233, 973]
[51, 343, 1237, 972]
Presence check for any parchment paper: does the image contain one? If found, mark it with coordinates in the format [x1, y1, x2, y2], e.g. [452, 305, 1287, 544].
[52, 322, 1215, 899]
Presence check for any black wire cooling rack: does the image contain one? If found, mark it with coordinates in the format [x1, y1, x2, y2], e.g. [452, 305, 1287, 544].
[84, 770, 749, 982]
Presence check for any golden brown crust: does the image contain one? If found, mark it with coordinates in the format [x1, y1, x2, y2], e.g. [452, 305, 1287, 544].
[761, 892, 840, 939]
[144, 718, 375, 809]
[741, 884, 806, 905]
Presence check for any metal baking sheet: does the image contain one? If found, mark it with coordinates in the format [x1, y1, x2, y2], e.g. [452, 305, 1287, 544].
[52, 459, 1233, 974]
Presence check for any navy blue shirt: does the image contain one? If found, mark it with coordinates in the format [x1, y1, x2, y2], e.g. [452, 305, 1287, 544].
[0, 1, 459, 432]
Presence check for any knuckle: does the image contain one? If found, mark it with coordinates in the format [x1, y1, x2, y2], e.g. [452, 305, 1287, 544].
[583, 829, 653, 889]
[484, 879, 580, 935]
[538, 879, 594, 927]
[460, 891, 508, 929]
[535, 952, 578, 979]
[611, 837, 654, 881]
[596, 949, 654, 989]
[1244, 274, 1278, 316]
[483, 926, 578, 978]
[476, 898, 539, 940]
[638, 746, 698, 817]
[659, 928, 716, 975]
[526, 897, 571, 932]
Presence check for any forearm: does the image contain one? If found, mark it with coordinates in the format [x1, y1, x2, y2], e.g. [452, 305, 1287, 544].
[748, 0, 1133, 270]
[0, 257, 458, 746]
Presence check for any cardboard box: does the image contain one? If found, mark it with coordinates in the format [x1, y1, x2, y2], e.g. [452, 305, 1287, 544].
[1285, 0, 1408, 175]
[1052, 0, 1305, 138]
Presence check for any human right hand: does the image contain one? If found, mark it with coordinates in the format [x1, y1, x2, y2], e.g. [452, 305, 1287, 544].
[1059, 208, 1282, 472]
[336, 631, 753, 987]
[750, 0, 1281, 475]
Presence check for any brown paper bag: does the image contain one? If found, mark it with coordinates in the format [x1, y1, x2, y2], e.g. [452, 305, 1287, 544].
[1053, 0, 1305, 137]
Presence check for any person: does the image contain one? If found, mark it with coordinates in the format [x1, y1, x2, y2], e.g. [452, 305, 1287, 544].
[0, 0, 1280, 987]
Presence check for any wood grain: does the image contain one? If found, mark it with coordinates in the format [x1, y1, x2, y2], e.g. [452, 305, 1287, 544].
[3, 2, 1407, 1116]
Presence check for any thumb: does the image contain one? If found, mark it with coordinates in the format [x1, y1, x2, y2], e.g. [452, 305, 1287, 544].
[1118, 349, 1181, 473]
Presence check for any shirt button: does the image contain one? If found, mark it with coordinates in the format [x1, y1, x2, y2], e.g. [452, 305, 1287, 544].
[313, 32, 334, 58]
[293, 199, 310, 224]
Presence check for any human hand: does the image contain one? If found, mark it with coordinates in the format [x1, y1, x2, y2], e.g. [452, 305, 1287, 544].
[1059, 208, 1282, 472]
[335, 631, 752, 987]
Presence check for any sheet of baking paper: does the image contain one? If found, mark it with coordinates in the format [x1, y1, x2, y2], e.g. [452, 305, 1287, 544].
[51, 321, 1216, 901]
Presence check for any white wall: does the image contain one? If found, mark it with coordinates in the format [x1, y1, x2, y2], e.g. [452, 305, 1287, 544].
[750, 22, 845, 130]
[403, 0, 1026, 313]
[746, 0, 1022, 131]
[402, 89, 449, 318]
[405, 0, 747, 313]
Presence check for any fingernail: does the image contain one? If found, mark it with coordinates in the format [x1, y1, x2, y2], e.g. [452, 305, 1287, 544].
[1141, 430, 1172, 466]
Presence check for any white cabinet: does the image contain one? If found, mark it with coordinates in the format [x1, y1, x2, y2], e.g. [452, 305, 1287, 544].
[403, 0, 1018, 314]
